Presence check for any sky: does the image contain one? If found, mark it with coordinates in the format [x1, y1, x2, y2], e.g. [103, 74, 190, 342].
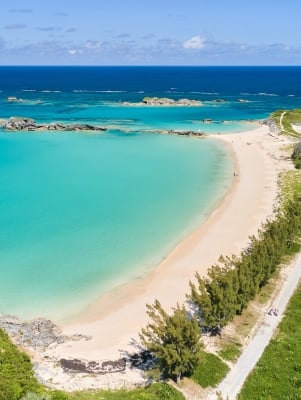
[1, 0, 301, 65]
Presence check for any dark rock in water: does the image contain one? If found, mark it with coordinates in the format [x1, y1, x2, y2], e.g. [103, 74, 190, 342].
[60, 357, 127, 374]
[1, 117, 107, 132]
[166, 129, 206, 137]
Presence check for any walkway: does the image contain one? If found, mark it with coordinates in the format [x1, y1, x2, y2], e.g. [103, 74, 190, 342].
[208, 253, 301, 400]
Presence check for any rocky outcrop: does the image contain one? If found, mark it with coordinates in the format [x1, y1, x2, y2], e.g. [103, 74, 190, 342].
[1, 117, 107, 132]
[7, 96, 24, 102]
[0, 315, 91, 349]
[162, 129, 206, 137]
[262, 118, 281, 135]
[123, 97, 202, 106]
[60, 358, 127, 375]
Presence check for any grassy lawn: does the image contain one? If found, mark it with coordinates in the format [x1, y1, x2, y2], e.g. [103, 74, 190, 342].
[238, 283, 301, 399]
[218, 339, 242, 362]
[191, 352, 229, 388]
[272, 109, 301, 137]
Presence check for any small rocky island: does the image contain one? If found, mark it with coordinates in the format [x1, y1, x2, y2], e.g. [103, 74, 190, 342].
[123, 96, 202, 106]
[1, 117, 107, 132]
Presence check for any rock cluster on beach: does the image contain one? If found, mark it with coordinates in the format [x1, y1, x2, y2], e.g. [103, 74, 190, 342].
[60, 358, 127, 375]
[262, 118, 281, 135]
[1, 117, 107, 132]
[0, 313, 153, 385]
[0, 314, 91, 349]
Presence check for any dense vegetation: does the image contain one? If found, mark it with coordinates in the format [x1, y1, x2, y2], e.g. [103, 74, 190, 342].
[0, 329, 42, 400]
[70, 383, 185, 400]
[238, 283, 301, 399]
[188, 190, 301, 333]
[292, 141, 301, 169]
[140, 301, 203, 384]
[139, 174, 301, 388]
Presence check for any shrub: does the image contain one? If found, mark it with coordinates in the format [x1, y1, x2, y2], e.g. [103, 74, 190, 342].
[0, 329, 41, 400]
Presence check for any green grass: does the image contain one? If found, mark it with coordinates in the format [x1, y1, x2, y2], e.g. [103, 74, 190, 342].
[191, 352, 229, 388]
[238, 283, 301, 399]
[218, 339, 242, 362]
[272, 109, 301, 137]
[68, 383, 184, 400]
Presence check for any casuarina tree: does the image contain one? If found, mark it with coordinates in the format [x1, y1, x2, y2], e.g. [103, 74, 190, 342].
[140, 300, 203, 384]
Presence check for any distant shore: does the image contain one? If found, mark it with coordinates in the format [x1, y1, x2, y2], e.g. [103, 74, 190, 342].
[22, 123, 292, 391]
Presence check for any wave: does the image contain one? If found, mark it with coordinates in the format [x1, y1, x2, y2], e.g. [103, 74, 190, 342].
[72, 90, 127, 93]
[199, 92, 220, 95]
[164, 90, 185, 94]
[163, 90, 220, 95]
[41, 90, 62, 93]
[240, 92, 279, 97]
[257, 92, 278, 97]
[21, 89, 37, 92]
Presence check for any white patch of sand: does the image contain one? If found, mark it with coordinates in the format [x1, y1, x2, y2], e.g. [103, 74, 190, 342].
[292, 123, 301, 134]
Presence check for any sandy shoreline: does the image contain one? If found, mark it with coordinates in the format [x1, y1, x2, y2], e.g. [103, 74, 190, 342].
[32, 124, 292, 390]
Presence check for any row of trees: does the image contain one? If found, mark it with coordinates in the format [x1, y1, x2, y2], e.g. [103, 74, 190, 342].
[140, 189, 301, 382]
[189, 192, 301, 331]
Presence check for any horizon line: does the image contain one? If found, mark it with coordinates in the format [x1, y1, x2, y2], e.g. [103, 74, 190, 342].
[0, 64, 301, 68]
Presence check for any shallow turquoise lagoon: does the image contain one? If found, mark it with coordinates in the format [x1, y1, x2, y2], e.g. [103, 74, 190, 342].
[0, 130, 232, 320]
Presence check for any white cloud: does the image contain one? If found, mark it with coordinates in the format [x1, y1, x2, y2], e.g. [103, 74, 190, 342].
[68, 49, 82, 55]
[183, 35, 205, 50]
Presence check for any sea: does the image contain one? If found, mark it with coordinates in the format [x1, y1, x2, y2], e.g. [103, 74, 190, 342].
[0, 66, 300, 320]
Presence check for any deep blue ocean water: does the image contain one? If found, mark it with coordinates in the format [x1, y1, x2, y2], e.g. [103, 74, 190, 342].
[0, 67, 300, 319]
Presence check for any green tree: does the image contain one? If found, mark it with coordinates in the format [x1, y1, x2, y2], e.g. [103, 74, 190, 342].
[189, 264, 239, 333]
[140, 300, 203, 384]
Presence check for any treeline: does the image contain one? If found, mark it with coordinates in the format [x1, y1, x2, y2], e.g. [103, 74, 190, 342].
[141, 187, 301, 381]
[292, 141, 301, 169]
[188, 190, 301, 332]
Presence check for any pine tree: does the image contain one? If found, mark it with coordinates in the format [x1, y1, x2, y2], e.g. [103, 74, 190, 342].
[140, 300, 203, 384]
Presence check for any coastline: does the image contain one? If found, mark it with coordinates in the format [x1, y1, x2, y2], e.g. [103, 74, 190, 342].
[17, 124, 293, 390]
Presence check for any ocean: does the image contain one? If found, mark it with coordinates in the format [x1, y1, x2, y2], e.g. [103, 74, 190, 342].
[0, 66, 300, 320]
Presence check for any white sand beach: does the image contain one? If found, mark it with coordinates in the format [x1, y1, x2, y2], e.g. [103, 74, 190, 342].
[34, 125, 292, 390]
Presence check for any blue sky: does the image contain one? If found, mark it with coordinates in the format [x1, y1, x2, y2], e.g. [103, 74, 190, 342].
[1, 0, 301, 65]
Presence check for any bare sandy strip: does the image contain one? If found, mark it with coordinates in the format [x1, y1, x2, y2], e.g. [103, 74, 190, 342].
[39, 125, 291, 390]
[292, 123, 301, 134]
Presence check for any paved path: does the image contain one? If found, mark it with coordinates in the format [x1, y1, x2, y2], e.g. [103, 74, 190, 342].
[208, 253, 301, 400]
[279, 111, 287, 133]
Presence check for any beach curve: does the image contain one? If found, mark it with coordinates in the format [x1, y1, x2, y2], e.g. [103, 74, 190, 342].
[36, 124, 291, 389]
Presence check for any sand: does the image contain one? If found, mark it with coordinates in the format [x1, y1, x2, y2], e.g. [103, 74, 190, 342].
[34, 124, 293, 390]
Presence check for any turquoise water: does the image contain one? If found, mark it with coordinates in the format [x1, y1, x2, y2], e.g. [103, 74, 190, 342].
[0, 130, 232, 319]
[4, 66, 299, 320]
